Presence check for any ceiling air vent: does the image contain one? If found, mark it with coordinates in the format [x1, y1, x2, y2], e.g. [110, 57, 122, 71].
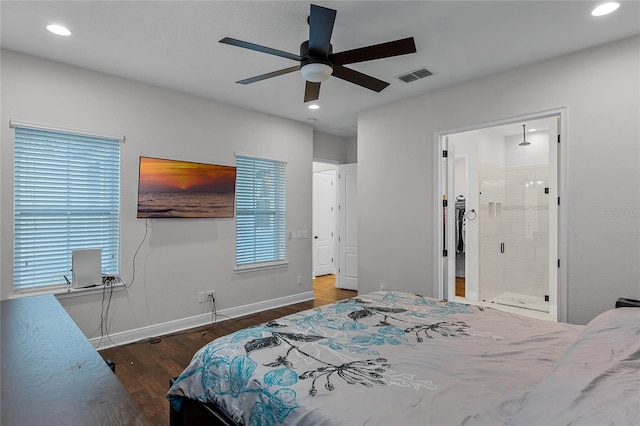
[397, 68, 433, 83]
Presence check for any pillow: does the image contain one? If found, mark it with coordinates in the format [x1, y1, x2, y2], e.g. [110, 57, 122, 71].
[509, 308, 640, 426]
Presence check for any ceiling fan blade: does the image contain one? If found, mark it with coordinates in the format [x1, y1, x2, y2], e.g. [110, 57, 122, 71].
[220, 37, 302, 62]
[331, 37, 416, 66]
[304, 81, 321, 102]
[236, 66, 300, 85]
[332, 65, 390, 92]
[308, 4, 337, 58]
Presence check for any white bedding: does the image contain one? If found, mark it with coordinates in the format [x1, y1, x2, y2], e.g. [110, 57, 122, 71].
[167, 291, 638, 425]
[510, 307, 640, 426]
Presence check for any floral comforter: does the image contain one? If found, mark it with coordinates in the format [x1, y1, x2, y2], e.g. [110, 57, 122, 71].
[168, 291, 585, 425]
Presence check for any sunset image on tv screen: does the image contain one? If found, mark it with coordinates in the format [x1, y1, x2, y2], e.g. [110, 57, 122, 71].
[137, 157, 236, 218]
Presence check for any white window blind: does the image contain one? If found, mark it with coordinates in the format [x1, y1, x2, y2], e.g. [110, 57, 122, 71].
[235, 155, 286, 266]
[13, 125, 121, 290]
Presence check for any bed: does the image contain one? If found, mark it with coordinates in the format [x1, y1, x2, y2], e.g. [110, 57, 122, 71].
[167, 291, 639, 425]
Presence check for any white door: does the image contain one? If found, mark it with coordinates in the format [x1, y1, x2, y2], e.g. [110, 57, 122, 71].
[313, 170, 335, 277]
[338, 164, 358, 290]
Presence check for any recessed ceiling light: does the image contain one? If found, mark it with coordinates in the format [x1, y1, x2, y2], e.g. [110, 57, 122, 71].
[308, 104, 320, 110]
[591, 2, 620, 16]
[528, 128, 537, 132]
[47, 24, 71, 36]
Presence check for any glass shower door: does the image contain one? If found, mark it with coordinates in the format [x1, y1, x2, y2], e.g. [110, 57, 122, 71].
[478, 161, 504, 305]
[497, 164, 549, 312]
[479, 161, 550, 312]
[496, 165, 550, 312]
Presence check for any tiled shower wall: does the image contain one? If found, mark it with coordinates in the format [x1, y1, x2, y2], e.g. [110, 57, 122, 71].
[479, 161, 549, 303]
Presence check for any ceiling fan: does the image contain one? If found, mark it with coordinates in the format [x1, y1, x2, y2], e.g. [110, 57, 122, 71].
[220, 4, 417, 103]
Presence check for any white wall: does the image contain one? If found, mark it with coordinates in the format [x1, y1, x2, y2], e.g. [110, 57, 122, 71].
[358, 36, 640, 325]
[1, 50, 314, 338]
[477, 129, 506, 166]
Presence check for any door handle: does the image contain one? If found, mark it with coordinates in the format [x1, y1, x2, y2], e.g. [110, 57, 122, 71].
[314, 236, 319, 239]
[500, 242, 505, 254]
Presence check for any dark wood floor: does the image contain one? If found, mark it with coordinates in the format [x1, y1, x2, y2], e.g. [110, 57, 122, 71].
[100, 274, 354, 426]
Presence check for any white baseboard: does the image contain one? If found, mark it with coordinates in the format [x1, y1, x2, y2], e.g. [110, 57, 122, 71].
[92, 291, 315, 350]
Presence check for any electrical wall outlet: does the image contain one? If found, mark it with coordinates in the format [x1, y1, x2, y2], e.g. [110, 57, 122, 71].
[198, 290, 216, 303]
[296, 275, 302, 285]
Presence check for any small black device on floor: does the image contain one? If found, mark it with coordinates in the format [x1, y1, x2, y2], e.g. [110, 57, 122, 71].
[615, 298, 640, 308]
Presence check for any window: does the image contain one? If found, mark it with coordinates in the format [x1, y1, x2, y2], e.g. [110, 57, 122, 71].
[235, 154, 286, 269]
[13, 125, 121, 291]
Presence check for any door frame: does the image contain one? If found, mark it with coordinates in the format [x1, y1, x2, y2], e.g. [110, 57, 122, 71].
[433, 108, 568, 322]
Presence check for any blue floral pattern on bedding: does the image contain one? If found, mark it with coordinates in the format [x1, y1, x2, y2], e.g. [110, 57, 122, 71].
[168, 291, 481, 425]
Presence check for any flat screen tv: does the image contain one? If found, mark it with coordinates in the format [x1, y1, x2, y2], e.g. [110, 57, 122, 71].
[137, 156, 236, 218]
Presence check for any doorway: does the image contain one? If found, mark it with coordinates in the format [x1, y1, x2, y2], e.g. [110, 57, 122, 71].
[313, 162, 337, 279]
[438, 110, 566, 321]
[312, 161, 359, 291]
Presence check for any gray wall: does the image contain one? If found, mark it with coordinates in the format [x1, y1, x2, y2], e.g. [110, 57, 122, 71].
[358, 36, 639, 325]
[1, 50, 314, 337]
[312, 130, 357, 164]
[346, 136, 357, 163]
[313, 130, 349, 163]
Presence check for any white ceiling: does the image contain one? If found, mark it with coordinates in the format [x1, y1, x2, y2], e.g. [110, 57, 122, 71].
[2, 1, 639, 137]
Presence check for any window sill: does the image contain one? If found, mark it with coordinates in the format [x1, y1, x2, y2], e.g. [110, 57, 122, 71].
[235, 260, 289, 273]
[10, 282, 125, 300]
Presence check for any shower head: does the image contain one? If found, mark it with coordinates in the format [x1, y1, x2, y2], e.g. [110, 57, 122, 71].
[519, 124, 531, 146]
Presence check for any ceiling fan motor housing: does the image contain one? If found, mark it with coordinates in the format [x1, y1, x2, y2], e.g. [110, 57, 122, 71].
[300, 40, 333, 67]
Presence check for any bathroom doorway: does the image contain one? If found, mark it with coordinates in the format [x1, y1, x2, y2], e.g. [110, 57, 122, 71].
[439, 111, 564, 321]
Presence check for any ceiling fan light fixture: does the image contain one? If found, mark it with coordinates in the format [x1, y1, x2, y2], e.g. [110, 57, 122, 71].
[300, 63, 333, 83]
